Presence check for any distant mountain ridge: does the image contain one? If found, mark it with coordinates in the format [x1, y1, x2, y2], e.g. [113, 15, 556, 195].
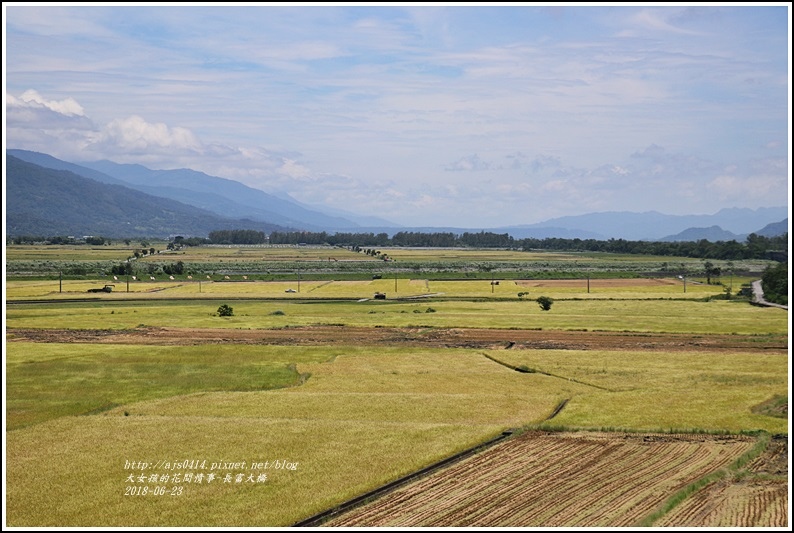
[659, 225, 742, 242]
[5, 149, 789, 241]
[8, 149, 398, 232]
[509, 208, 789, 241]
[5, 155, 288, 238]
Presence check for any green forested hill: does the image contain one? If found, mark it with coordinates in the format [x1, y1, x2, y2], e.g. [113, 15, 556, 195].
[5, 155, 288, 238]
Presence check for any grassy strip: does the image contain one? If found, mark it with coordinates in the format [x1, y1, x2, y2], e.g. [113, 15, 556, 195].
[482, 352, 614, 391]
[751, 394, 788, 419]
[636, 431, 771, 527]
[529, 423, 749, 436]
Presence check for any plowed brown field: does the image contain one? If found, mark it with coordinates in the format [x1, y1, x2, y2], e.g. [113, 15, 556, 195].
[323, 431, 785, 527]
[656, 435, 788, 527]
[6, 325, 788, 353]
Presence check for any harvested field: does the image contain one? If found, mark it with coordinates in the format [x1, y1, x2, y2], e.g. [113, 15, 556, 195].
[655, 434, 788, 527]
[324, 431, 761, 527]
[656, 479, 788, 527]
[6, 326, 787, 353]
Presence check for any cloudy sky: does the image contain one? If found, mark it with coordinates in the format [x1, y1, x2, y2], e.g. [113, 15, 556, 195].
[3, 3, 790, 228]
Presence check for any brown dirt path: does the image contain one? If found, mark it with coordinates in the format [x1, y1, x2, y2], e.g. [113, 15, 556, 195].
[6, 326, 788, 353]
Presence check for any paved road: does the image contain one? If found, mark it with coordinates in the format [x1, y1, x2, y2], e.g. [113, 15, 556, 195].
[751, 280, 788, 310]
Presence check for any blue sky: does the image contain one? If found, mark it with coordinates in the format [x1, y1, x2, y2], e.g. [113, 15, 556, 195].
[3, 3, 790, 228]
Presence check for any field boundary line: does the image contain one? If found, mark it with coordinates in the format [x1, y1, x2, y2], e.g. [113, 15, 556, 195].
[481, 352, 613, 391]
[292, 429, 515, 527]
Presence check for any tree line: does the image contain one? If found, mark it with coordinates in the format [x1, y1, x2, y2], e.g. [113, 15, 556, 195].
[9, 228, 787, 262]
[266, 230, 787, 260]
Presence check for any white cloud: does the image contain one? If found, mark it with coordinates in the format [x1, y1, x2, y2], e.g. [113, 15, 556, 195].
[4, 6, 788, 228]
[278, 159, 312, 179]
[90, 115, 201, 156]
[13, 89, 86, 116]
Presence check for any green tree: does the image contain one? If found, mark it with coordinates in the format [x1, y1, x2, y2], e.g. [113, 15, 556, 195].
[761, 262, 788, 305]
[702, 261, 721, 285]
[217, 304, 234, 317]
[536, 296, 554, 311]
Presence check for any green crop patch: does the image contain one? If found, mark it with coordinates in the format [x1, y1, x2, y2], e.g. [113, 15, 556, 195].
[5, 344, 330, 430]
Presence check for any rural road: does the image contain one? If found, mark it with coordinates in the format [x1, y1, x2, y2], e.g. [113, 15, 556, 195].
[751, 280, 788, 310]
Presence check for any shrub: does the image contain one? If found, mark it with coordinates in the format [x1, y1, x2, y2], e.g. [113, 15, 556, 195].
[536, 296, 554, 311]
[217, 304, 234, 317]
[761, 262, 788, 305]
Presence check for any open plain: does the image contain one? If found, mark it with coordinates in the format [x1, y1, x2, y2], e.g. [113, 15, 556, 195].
[4, 245, 789, 527]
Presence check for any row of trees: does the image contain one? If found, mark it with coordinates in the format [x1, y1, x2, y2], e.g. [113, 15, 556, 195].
[9, 228, 787, 262]
[247, 230, 788, 261]
[9, 235, 111, 245]
[110, 260, 185, 277]
[207, 229, 266, 245]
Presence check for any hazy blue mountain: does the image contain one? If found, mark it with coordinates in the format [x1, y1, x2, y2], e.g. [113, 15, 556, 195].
[6, 155, 288, 238]
[754, 219, 789, 238]
[73, 159, 363, 231]
[515, 208, 789, 241]
[7, 149, 787, 241]
[659, 225, 741, 242]
[9, 150, 377, 231]
[7, 149, 130, 186]
[268, 191, 402, 229]
[659, 218, 788, 242]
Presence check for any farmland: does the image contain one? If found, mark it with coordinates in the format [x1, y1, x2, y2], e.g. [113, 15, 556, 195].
[324, 431, 762, 527]
[4, 244, 789, 527]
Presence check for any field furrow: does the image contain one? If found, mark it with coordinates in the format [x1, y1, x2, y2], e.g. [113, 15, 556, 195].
[326, 432, 757, 527]
[653, 479, 788, 527]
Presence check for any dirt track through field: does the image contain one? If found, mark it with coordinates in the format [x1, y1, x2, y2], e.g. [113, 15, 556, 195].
[6, 325, 788, 353]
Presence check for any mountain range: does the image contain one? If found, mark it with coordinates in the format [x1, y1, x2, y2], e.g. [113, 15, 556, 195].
[5, 149, 789, 241]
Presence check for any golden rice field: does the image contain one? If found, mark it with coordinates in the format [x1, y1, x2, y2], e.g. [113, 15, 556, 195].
[4, 248, 788, 527]
[5, 334, 787, 526]
[490, 349, 788, 434]
[6, 347, 577, 527]
[3, 243, 652, 263]
[6, 297, 787, 336]
[6, 276, 724, 301]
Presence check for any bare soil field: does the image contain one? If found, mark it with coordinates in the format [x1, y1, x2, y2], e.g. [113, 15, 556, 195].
[655, 435, 788, 527]
[6, 325, 787, 354]
[323, 431, 785, 527]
